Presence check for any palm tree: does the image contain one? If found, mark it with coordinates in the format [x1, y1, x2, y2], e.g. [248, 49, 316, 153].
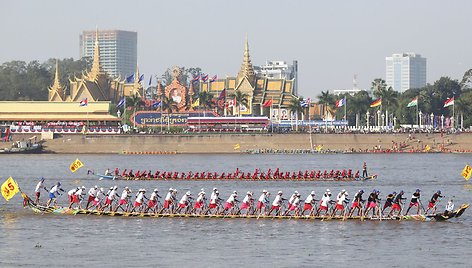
[230, 90, 249, 116]
[124, 94, 145, 126]
[455, 97, 470, 129]
[317, 90, 335, 119]
[198, 91, 214, 112]
[288, 97, 304, 131]
[373, 84, 398, 126]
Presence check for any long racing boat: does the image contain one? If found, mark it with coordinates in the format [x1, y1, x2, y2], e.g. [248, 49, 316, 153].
[21, 193, 468, 222]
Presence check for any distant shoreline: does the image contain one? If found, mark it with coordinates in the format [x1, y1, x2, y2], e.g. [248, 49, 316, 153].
[5, 132, 472, 154]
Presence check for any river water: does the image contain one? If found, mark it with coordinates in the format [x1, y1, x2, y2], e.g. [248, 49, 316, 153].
[0, 153, 471, 267]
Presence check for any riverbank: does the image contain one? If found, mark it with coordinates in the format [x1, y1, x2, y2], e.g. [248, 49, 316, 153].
[4, 132, 472, 154]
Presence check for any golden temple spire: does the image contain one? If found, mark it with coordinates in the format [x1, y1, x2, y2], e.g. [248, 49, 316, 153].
[88, 28, 103, 81]
[48, 59, 66, 101]
[237, 35, 256, 85]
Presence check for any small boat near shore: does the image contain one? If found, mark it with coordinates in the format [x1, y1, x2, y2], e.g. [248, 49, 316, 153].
[21, 193, 468, 221]
[0, 139, 43, 154]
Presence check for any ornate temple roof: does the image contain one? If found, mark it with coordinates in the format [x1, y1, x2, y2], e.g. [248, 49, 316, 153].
[236, 37, 256, 86]
[48, 60, 66, 101]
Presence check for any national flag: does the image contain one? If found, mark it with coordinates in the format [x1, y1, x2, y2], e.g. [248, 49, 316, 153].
[234, 143, 240, 150]
[307, 98, 311, 105]
[70, 158, 84, 173]
[300, 99, 309, 108]
[370, 98, 382, 108]
[1, 177, 20, 201]
[138, 74, 144, 83]
[227, 97, 236, 108]
[151, 100, 161, 109]
[126, 74, 134, 83]
[191, 98, 200, 108]
[407, 97, 418, 108]
[116, 98, 125, 108]
[461, 164, 472, 181]
[192, 74, 201, 83]
[335, 98, 346, 108]
[79, 98, 88, 106]
[263, 99, 273, 107]
[148, 75, 152, 86]
[210, 75, 217, 82]
[201, 74, 209, 82]
[218, 89, 226, 99]
[444, 97, 454, 107]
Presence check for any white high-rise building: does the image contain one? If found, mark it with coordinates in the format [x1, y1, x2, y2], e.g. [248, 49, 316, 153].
[80, 30, 137, 78]
[385, 53, 426, 92]
[254, 60, 298, 94]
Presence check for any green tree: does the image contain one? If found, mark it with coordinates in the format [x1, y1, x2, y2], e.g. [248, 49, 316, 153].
[230, 90, 249, 116]
[346, 91, 372, 126]
[317, 90, 335, 119]
[197, 91, 214, 111]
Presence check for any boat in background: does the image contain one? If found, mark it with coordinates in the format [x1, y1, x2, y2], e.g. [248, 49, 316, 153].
[0, 137, 43, 154]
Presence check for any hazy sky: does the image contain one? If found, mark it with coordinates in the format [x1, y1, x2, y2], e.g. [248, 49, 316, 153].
[1, 0, 471, 98]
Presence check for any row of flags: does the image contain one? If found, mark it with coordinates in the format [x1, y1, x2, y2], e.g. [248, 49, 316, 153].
[192, 74, 217, 83]
[367, 96, 455, 109]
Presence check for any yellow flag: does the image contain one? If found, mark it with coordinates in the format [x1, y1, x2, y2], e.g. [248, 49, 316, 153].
[424, 145, 431, 152]
[70, 158, 84, 172]
[1, 177, 20, 201]
[315, 145, 323, 152]
[191, 98, 200, 108]
[461, 164, 472, 181]
[234, 143, 240, 150]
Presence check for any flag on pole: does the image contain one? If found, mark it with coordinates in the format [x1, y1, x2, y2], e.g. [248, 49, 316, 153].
[79, 98, 88, 106]
[148, 75, 152, 86]
[70, 158, 84, 173]
[191, 98, 200, 108]
[1, 177, 20, 201]
[407, 97, 418, 107]
[300, 99, 309, 108]
[210, 75, 217, 82]
[444, 97, 454, 107]
[151, 100, 161, 109]
[116, 98, 125, 108]
[461, 164, 472, 180]
[370, 98, 382, 108]
[126, 74, 134, 83]
[335, 98, 346, 108]
[233, 143, 240, 150]
[263, 99, 273, 107]
[192, 74, 201, 83]
[227, 97, 236, 108]
[138, 74, 144, 83]
[201, 74, 209, 82]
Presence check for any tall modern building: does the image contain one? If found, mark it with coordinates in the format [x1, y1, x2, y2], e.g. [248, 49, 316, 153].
[80, 30, 137, 78]
[385, 53, 427, 92]
[254, 60, 298, 94]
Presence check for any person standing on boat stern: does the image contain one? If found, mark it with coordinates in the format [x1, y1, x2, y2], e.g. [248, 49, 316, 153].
[382, 191, 396, 215]
[444, 199, 454, 216]
[405, 189, 422, 215]
[85, 185, 98, 209]
[425, 190, 443, 215]
[362, 162, 368, 178]
[389, 190, 406, 217]
[301, 191, 316, 216]
[34, 178, 48, 205]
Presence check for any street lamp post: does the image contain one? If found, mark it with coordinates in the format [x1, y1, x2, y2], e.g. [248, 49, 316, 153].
[430, 113, 434, 129]
[441, 114, 444, 129]
[419, 111, 423, 129]
[381, 113, 385, 128]
[366, 111, 370, 129]
[377, 110, 381, 127]
[393, 116, 397, 128]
